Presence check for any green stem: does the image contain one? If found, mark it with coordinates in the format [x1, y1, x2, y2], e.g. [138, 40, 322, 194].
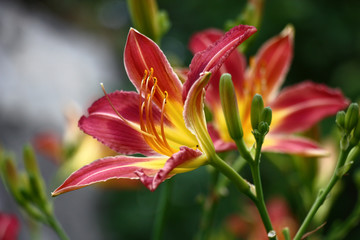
[294, 148, 350, 240]
[235, 137, 276, 239]
[282, 227, 291, 240]
[152, 180, 172, 240]
[250, 138, 276, 239]
[215, 156, 247, 195]
[47, 215, 69, 240]
[210, 154, 256, 202]
[234, 138, 253, 163]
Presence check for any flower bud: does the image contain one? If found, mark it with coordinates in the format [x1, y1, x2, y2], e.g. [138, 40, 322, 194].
[127, 0, 170, 43]
[23, 145, 47, 204]
[23, 145, 40, 176]
[0, 155, 22, 203]
[260, 107, 272, 126]
[336, 111, 345, 129]
[345, 103, 359, 132]
[258, 122, 269, 135]
[219, 73, 243, 140]
[251, 94, 264, 130]
[353, 117, 360, 141]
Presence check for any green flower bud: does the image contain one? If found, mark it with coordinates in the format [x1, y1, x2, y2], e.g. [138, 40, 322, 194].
[345, 103, 359, 132]
[127, 0, 170, 43]
[251, 94, 264, 130]
[23, 145, 40, 176]
[336, 111, 346, 129]
[23, 145, 47, 204]
[219, 73, 243, 140]
[352, 111, 360, 140]
[258, 122, 269, 135]
[0, 155, 23, 203]
[260, 107, 272, 126]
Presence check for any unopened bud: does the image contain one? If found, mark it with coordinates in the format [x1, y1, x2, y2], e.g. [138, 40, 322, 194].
[23, 145, 47, 204]
[353, 112, 360, 140]
[0, 155, 22, 202]
[23, 145, 40, 176]
[251, 94, 264, 130]
[127, 0, 170, 43]
[336, 111, 346, 129]
[258, 122, 269, 135]
[220, 73, 243, 140]
[345, 103, 359, 132]
[260, 107, 272, 126]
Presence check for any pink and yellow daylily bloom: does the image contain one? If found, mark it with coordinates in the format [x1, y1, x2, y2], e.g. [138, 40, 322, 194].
[188, 26, 349, 156]
[52, 25, 257, 195]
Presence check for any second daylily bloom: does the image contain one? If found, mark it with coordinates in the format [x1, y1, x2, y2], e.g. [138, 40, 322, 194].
[189, 26, 349, 156]
[52, 25, 257, 195]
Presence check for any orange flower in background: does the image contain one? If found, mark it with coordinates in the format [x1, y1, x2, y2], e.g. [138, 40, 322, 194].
[189, 26, 349, 156]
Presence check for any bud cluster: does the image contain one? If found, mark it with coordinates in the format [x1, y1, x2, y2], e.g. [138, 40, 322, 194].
[0, 145, 53, 224]
[251, 94, 272, 140]
[336, 103, 360, 150]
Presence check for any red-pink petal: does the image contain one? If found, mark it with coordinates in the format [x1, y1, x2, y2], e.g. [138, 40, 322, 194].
[263, 134, 328, 157]
[248, 26, 293, 103]
[188, 28, 247, 108]
[79, 91, 160, 156]
[189, 29, 225, 53]
[135, 146, 203, 191]
[0, 213, 19, 240]
[124, 28, 183, 106]
[270, 81, 349, 133]
[52, 156, 165, 196]
[183, 25, 257, 101]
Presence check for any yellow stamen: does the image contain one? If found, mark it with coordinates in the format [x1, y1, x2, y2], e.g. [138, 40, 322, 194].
[138, 69, 177, 156]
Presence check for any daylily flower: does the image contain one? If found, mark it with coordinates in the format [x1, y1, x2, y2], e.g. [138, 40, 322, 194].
[52, 25, 257, 195]
[188, 26, 349, 156]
